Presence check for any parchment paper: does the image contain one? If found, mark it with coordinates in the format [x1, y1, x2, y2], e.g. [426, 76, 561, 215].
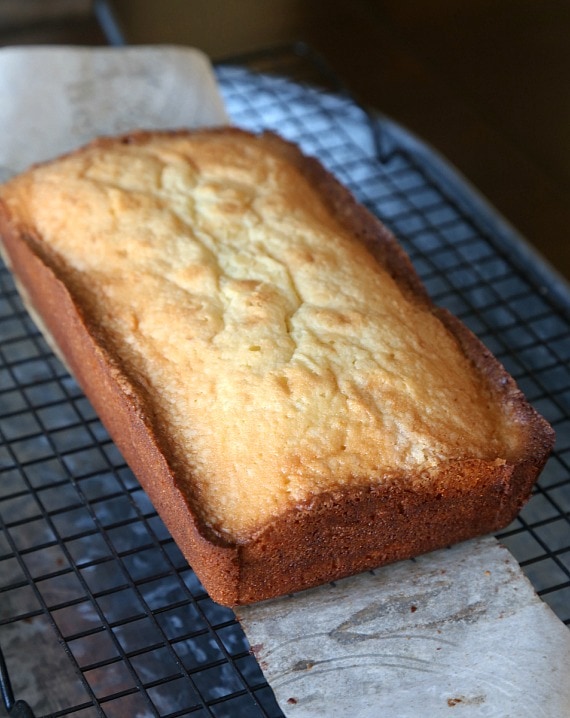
[0, 44, 228, 174]
[239, 537, 570, 717]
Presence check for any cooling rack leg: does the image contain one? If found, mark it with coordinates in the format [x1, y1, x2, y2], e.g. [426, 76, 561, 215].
[0, 644, 35, 718]
[7, 702, 35, 718]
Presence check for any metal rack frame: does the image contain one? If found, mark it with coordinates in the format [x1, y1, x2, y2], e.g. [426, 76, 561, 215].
[0, 42, 568, 718]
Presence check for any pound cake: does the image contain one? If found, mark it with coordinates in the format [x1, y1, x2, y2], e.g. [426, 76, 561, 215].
[0, 128, 554, 605]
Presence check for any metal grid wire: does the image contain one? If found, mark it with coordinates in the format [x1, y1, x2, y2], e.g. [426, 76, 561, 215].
[0, 49, 569, 717]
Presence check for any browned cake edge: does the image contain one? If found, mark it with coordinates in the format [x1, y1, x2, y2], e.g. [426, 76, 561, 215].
[0, 128, 555, 606]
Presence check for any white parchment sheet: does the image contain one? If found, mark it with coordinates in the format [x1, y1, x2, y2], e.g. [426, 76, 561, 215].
[0, 44, 228, 174]
[239, 537, 570, 717]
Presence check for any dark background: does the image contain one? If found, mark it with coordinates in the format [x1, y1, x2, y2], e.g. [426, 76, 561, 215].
[2, 0, 570, 280]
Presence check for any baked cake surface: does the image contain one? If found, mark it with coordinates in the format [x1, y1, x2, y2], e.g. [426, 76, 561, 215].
[0, 129, 554, 604]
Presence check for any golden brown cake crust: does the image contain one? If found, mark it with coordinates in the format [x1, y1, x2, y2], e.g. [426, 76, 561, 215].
[0, 128, 554, 606]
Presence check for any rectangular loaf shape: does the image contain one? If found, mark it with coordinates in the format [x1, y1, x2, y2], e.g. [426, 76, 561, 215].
[0, 128, 554, 605]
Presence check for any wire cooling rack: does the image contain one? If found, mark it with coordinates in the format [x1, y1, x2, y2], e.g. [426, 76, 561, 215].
[0, 46, 569, 718]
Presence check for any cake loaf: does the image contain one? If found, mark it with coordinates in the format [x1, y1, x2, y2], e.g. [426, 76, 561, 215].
[0, 128, 554, 606]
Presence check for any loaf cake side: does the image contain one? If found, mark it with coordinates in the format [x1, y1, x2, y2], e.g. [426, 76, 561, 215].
[0, 128, 554, 605]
